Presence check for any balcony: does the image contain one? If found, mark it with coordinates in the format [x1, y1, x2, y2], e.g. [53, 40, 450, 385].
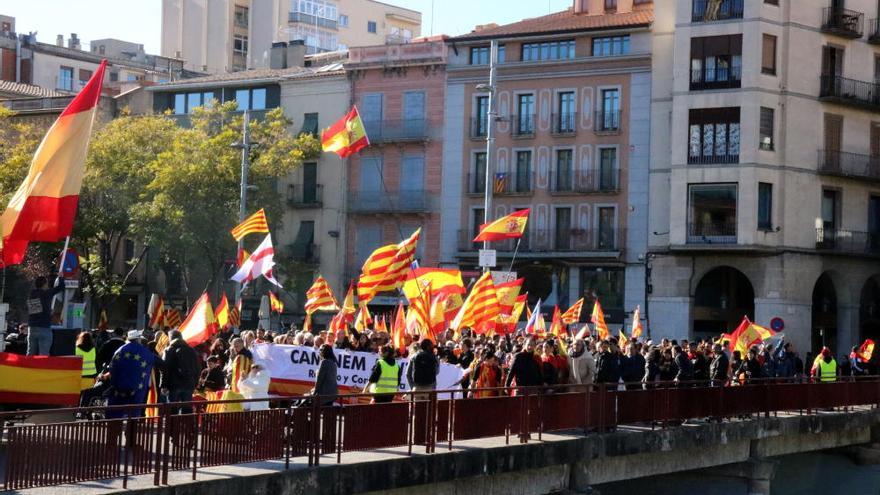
[688, 152, 739, 165]
[869, 19, 880, 44]
[349, 190, 433, 214]
[550, 168, 620, 194]
[364, 119, 430, 143]
[691, 0, 744, 22]
[288, 12, 338, 30]
[289, 242, 320, 264]
[457, 228, 618, 253]
[815, 228, 880, 255]
[819, 75, 880, 111]
[287, 184, 323, 208]
[690, 66, 742, 91]
[511, 114, 536, 138]
[594, 110, 621, 134]
[687, 221, 737, 245]
[817, 150, 880, 182]
[821, 7, 863, 39]
[470, 117, 488, 139]
[551, 113, 578, 136]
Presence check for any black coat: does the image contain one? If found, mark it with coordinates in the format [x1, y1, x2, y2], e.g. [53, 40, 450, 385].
[595, 351, 620, 384]
[673, 353, 694, 381]
[162, 339, 200, 391]
[620, 354, 646, 383]
[709, 353, 729, 382]
[505, 351, 542, 388]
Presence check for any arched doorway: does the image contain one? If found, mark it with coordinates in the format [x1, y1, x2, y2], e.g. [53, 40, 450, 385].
[860, 276, 880, 342]
[811, 273, 838, 353]
[693, 266, 755, 341]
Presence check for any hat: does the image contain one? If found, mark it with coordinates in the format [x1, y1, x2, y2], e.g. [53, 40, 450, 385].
[127, 330, 143, 340]
[821, 346, 832, 357]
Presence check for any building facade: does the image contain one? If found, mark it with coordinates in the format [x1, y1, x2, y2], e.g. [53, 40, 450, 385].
[443, 0, 653, 325]
[161, 0, 421, 73]
[648, 0, 880, 354]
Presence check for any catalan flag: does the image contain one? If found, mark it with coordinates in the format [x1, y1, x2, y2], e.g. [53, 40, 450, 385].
[498, 293, 527, 334]
[164, 307, 182, 329]
[215, 294, 230, 328]
[392, 303, 407, 353]
[269, 291, 285, 314]
[304, 276, 339, 314]
[230, 208, 269, 241]
[0, 352, 82, 406]
[451, 271, 500, 334]
[179, 293, 217, 345]
[549, 305, 564, 338]
[354, 303, 372, 332]
[228, 300, 241, 328]
[148, 295, 165, 330]
[619, 329, 629, 350]
[0, 61, 106, 266]
[493, 173, 508, 194]
[591, 300, 609, 340]
[631, 305, 644, 340]
[357, 228, 420, 304]
[561, 297, 584, 325]
[321, 106, 370, 158]
[406, 281, 432, 338]
[473, 208, 530, 242]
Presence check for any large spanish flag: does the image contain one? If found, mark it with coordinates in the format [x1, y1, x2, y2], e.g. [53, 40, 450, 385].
[473, 208, 530, 242]
[0, 352, 82, 406]
[179, 293, 218, 345]
[1, 61, 107, 265]
[321, 106, 370, 158]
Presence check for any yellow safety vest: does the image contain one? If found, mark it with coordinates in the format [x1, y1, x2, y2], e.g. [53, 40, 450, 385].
[818, 359, 837, 382]
[374, 360, 399, 395]
[75, 346, 97, 377]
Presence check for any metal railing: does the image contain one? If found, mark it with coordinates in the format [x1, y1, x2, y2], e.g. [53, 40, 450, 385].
[687, 152, 739, 165]
[466, 173, 487, 195]
[363, 118, 430, 143]
[289, 242, 320, 264]
[348, 190, 433, 213]
[288, 12, 338, 30]
[287, 184, 323, 208]
[595, 110, 621, 133]
[551, 112, 578, 136]
[690, 66, 742, 91]
[470, 116, 488, 139]
[3, 378, 878, 491]
[691, 0, 744, 22]
[550, 168, 620, 193]
[821, 7, 864, 38]
[687, 221, 737, 244]
[869, 19, 880, 44]
[458, 228, 617, 252]
[816, 228, 880, 255]
[819, 75, 880, 110]
[511, 114, 536, 138]
[817, 149, 880, 182]
[493, 172, 534, 196]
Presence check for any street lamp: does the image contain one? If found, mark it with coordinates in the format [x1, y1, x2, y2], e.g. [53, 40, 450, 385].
[476, 40, 498, 269]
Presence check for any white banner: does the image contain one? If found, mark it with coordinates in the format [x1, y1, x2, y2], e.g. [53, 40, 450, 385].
[252, 344, 464, 398]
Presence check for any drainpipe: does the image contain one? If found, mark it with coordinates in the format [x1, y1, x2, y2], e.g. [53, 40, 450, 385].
[15, 35, 21, 82]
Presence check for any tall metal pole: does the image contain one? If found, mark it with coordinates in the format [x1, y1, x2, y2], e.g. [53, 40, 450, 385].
[482, 40, 498, 264]
[235, 110, 252, 301]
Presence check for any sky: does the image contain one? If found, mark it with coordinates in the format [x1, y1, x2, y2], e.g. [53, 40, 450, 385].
[3, 0, 573, 55]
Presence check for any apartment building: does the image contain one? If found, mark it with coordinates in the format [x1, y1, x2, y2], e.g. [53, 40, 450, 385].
[161, 0, 421, 74]
[649, 0, 880, 353]
[345, 39, 447, 308]
[443, 0, 654, 325]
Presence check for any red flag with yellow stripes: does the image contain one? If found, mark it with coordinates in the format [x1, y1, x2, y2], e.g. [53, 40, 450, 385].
[304, 276, 339, 314]
[230, 208, 269, 241]
[591, 300, 609, 340]
[561, 297, 584, 325]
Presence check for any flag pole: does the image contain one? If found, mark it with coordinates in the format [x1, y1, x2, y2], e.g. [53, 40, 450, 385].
[480, 40, 498, 271]
[234, 110, 252, 304]
[506, 237, 522, 272]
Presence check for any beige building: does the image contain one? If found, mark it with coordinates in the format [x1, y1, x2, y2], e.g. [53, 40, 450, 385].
[649, 0, 880, 355]
[161, 0, 421, 74]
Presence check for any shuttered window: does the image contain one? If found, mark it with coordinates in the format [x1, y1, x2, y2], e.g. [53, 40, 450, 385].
[762, 34, 777, 75]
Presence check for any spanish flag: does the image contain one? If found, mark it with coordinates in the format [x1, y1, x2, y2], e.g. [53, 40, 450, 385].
[321, 106, 370, 158]
[269, 291, 285, 314]
[403, 268, 465, 300]
[0, 60, 107, 266]
[0, 352, 82, 406]
[473, 208, 530, 242]
[215, 294, 230, 328]
[179, 293, 217, 345]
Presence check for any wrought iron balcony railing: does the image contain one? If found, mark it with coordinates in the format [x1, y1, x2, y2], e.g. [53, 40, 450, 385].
[457, 228, 618, 253]
[687, 221, 737, 245]
[817, 149, 880, 182]
[815, 228, 880, 255]
[821, 7, 863, 38]
[819, 75, 880, 110]
[287, 184, 323, 208]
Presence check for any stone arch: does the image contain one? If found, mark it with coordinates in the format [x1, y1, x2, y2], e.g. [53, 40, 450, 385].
[692, 266, 755, 340]
[811, 272, 839, 353]
[860, 275, 880, 342]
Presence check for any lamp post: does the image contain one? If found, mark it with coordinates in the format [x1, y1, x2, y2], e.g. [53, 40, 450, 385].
[476, 40, 498, 271]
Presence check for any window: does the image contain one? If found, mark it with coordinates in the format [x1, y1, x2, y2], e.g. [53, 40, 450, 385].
[124, 239, 135, 261]
[109, 71, 119, 82]
[868, 196, 880, 250]
[498, 45, 506, 63]
[522, 39, 575, 61]
[555, 208, 572, 249]
[759, 107, 774, 151]
[599, 148, 617, 191]
[515, 94, 535, 135]
[233, 87, 267, 111]
[515, 151, 532, 192]
[580, 268, 624, 323]
[233, 35, 248, 55]
[291, 0, 337, 20]
[690, 35, 742, 90]
[765, 0, 779, 4]
[58, 66, 73, 91]
[473, 152, 487, 193]
[821, 189, 839, 232]
[78, 69, 92, 87]
[401, 155, 425, 205]
[473, 95, 489, 137]
[174, 94, 186, 114]
[403, 91, 425, 121]
[234, 5, 249, 27]
[367, 21, 377, 33]
[361, 93, 383, 137]
[592, 35, 630, 56]
[554, 149, 573, 191]
[235, 89, 250, 111]
[599, 89, 620, 131]
[302, 162, 318, 203]
[292, 221, 316, 261]
[762, 34, 777, 75]
[339, 14, 349, 27]
[556, 91, 576, 134]
[470, 46, 489, 65]
[471, 208, 485, 239]
[605, 0, 618, 9]
[688, 107, 741, 164]
[356, 225, 382, 266]
[301, 112, 319, 136]
[688, 184, 738, 242]
[758, 182, 773, 230]
[251, 88, 266, 109]
[597, 207, 616, 250]
[179, 92, 215, 114]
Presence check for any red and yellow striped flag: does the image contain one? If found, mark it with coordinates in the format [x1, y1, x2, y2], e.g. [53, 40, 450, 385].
[230, 208, 269, 241]
[392, 303, 407, 352]
[228, 300, 241, 328]
[549, 305, 564, 338]
[619, 329, 629, 350]
[304, 276, 339, 314]
[357, 228, 420, 304]
[269, 291, 284, 313]
[561, 297, 584, 325]
[148, 296, 165, 330]
[406, 281, 432, 338]
[215, 294, 230, 328]
[354, 303, 372, 332]
[631, 305, 644, 340]
[591, 300, 609, 340]
[451, 271, 500, 334]
[0, 352, 82, 406]
[164, 308, 182, 329]
[0, 61, 107, 265]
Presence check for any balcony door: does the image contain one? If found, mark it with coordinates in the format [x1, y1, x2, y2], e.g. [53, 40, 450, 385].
[557, 91, 575, 132]
[361, 93, 383, 138]
[555, 207, 571, 250]
[517, 94, 534, 134]
[403, 91, 425, 138]
[303, 162, 317, 203]
[822, 189, 840, 233]
[401, 155, 425, 206]
[597, 207, 616, 250]
[360, 157, 383, 209]
[821, 45, 844, 87]
[870, 196, 880, 251]
[601, 89, 620, 130]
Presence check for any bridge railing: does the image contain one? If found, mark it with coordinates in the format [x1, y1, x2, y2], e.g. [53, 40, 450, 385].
[1, 377, 879, 490]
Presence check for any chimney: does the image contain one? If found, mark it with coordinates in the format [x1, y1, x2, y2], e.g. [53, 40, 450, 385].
[68, 33, 80, 50]
[573, 0, 587, 14]
[56, 34, 63, 47]
[269, 41, 287, 69]
[286, 39, 306, 68]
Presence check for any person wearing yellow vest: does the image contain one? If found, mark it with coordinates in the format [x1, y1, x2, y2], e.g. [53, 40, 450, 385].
[75, 331, 98, 390]
[363, 345, 401, 404]
[810, 347, 837, 383]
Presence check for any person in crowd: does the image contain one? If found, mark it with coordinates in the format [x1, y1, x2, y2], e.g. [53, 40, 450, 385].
[760, 344, 777, 378]
[848, 346, 866, 377]
[736, 348, 764, 385]
[505, 337, 543, 392]
[643, 347, 662, 388]
[96, 327, 126, 373]
[709, 343, 729, 386]
[659, 347, 676, 382]
[539, 341, 559, 387]
[311, 344, 338, 406]
[75, 331, 98, 391]
[811, 347, 837, 383]
[161, 330, 201, 414]
[471, 349, 503, 398]
[691, 346, 710, 385]
[458, 339, 475, 394]
[407, 339, 439, 399]
[620, 343, 645, 390]
[730, 350, 744, 382]
[104, 330, 159, 418]
[238, 363, 271, 411]
[26, 276, 64, 356]
[364, 345, 401, 404]
[672, 345, 693, 385]
[775, 343, 796, 379]
[595, 340, 620, 388]
[199, 356, 226, 392]
[569, 338, 597, 388]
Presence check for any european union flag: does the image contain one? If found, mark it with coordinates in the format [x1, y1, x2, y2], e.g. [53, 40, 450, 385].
[107, 341, 157, 417]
